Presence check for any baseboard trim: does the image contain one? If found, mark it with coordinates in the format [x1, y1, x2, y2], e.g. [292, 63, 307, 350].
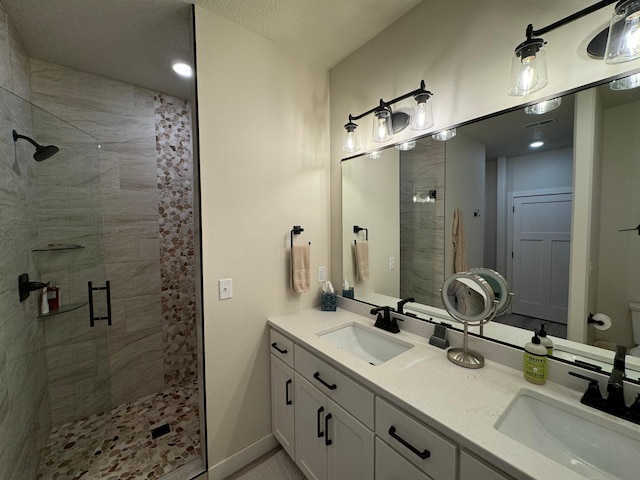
[207, 433, 278, 480]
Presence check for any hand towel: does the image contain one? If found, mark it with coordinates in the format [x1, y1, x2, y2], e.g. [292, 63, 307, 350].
[291, 244, 310, 293]
[354, 240, 370, 281]
[451, 208, 469, 313]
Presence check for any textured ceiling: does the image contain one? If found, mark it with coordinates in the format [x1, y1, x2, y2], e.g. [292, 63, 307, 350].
[1, 0, 423, 101]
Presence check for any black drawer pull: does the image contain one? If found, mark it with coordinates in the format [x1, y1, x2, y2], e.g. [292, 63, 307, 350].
[317, 407, 325, 438]
[285, 379, 292, 405]
[388, 426, 431, 460]
[313, 371, 337, 390]
[325, 413, 333, 446]
[271, 342, 288, 354]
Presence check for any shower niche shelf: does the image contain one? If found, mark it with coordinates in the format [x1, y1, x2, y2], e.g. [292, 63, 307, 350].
[32, 244, 84, 252]
[36, 302, 87, 318]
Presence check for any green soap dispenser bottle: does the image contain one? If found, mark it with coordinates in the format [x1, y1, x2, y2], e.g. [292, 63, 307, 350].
[524, 332, 547, 385]
[538, 323, 553, 356]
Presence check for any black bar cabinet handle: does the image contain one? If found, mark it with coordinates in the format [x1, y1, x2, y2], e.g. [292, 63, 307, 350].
[285, 379, 292, 405]
[388, 426, 431, 459]
[313, 371, 337, 390]
[325, 413, 333, 446]
[317, 407, 325, 438]
[271, 342, 288, 354]
[88, 281, 95, 327]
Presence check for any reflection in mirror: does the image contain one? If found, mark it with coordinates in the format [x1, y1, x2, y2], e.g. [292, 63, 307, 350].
[341, 76, 640, 377]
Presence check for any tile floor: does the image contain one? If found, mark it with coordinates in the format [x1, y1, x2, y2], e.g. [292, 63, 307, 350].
[36, 379, 202, 480]
[226, 448, 304, 480]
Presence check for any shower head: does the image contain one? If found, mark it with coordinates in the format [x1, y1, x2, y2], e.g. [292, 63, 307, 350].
[12, 129, 60, 161]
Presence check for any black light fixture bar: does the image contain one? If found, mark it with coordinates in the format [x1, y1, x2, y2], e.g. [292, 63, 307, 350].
[347, 80, 431, 123]
[527, 0, 617, 38]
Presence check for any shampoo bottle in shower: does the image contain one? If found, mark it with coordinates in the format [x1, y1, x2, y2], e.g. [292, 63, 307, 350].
[47, 281, 59, 311]
[524, 332, 547, 385]
[40, 287, 49, 315]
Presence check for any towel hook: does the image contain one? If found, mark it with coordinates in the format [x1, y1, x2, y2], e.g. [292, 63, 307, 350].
[291, 225, 310, 248]
[618, 224, 640, 236]
[353, 225, 368, 242]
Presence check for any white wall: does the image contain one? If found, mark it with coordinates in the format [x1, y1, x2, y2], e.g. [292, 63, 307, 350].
[194, 7, 330, 477]
[507, 148, 573, 193]
[342, 150, 400, 298]
[329, 0, 640, 289]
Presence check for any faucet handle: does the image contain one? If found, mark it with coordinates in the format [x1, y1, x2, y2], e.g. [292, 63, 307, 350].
[568, 371, 604, 408]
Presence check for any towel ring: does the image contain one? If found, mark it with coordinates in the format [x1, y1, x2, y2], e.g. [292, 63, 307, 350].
[291, 225, 310, 248]
[353, 225, 368, 241]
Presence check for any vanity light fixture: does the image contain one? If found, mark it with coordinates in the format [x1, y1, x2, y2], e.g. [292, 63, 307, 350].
[395, 140, 416, 151]
[509, 1, 640, 97]
[367, 150, 384, 159]
[524, 97, 562, 114]
[609, 71, 640, 89]
[432, 128, 456, 141]
[342, 80, 433, 153]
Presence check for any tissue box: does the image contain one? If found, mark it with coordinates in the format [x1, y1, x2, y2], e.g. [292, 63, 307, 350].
[342, 288, 354, 299]
[321, 292, 337, 311]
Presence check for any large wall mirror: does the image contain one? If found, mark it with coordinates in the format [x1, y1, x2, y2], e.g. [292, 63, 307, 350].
[342, 77, 640, 377]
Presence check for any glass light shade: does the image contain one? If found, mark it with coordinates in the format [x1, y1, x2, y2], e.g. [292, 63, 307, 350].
[372, 109, 393, 143]
[411, 94, 434, 130]
[508, 45, 548, 96]
[432, 128, 456, 141]
[395, 141, 416, 151]
[605, 0, 640, 64]
[610, 72, 640, 90]
[367, 150, 383, 159]
[524, 97, 562, 114]
[342, 122, 359, 153]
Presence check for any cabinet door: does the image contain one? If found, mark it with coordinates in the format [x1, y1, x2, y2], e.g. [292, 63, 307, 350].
[459, 451, 514, 480]
[271, 355, 295, 459]
[326, 399, 374, 480]
[295, 373, 327, 480]
[375, 438, 430, 480]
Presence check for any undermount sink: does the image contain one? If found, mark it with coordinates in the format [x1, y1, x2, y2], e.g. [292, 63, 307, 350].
[495, 390, 640, 480]
[318, 323, 413, 365]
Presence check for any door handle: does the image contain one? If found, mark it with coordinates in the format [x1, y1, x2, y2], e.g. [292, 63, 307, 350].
[271, 342, 288, 354]
[325, 413, 333, 446]
[313, 371, 337, 390]
[285, 379, 292, 405]
[317, 406, 325, 438]
[388, 426, 430, 459]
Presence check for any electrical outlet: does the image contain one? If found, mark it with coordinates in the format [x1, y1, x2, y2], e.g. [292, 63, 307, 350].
[218, 278, 233, 300]
[317, 266, 327, 283]
[389, 257, 396, 270]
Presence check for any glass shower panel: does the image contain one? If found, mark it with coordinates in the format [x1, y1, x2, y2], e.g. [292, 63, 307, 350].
[0, 85, 109, 479]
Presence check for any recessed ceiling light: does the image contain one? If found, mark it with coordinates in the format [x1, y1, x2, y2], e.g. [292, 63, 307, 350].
[172, 62, 193, 78]
[529, 141, 544, 148]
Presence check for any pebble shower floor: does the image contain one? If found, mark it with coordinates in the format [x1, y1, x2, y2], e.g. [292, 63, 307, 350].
[36, 380, 200, 479]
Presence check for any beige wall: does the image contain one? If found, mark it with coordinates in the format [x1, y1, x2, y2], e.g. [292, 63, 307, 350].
[194, 7, 330, 477]
[329, 0, 640, 289]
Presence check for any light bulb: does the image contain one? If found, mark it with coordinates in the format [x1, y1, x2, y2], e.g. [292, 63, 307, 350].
[508, 40, 547, 96]
[411, 93, 433, 130]
[372, 107, 393, 143]
[172, 62, 193, 78]
[606, 1, 640, 64]
[342, 121, 359, 153]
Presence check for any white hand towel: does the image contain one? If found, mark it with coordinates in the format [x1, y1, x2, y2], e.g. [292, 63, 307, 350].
[354, 240, 370, 281]
[291, 244, 310, 293]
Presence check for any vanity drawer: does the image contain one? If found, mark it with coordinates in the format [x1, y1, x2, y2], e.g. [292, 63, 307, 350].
[376, 397, 456, 480]
[375, 437, 431, 480]
[295, 345, 374, 429]
[270, 329, 294, 368]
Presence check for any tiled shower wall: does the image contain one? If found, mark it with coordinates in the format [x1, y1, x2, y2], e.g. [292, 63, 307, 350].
[0, 4, 51, 479]
[399, 138, 445, 308]
[29, 61, 196, 413]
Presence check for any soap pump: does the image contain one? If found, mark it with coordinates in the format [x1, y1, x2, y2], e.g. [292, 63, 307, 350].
[524, 332, 547, 385]
[538, 323, 553, 356]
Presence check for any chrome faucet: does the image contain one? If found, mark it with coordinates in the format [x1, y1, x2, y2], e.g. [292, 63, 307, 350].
[370, 306, 402, 334]
[569, 344, 640, 425]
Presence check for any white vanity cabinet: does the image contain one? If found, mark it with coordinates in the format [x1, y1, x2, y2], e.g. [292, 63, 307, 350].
[270, 330, 296, 458]
[459, 451, 514, 480]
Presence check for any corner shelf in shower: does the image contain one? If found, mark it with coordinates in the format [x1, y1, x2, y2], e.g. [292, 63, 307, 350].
[36, 302, 88, 318]
[32, 244, 84, 252]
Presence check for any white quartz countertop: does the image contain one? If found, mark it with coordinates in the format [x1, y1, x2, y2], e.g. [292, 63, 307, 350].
[268, 307, 639, 480]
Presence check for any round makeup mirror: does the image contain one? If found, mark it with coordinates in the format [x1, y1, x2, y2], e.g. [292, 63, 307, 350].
[441, 273, 498, 369]
[467, 267, 513, 316]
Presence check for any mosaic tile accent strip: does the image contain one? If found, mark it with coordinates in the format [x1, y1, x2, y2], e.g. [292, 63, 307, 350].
[154, 94, 197, 387]
[36, 380, 201, 480]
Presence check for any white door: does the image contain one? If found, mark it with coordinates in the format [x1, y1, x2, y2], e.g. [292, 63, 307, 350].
[295, 374, 327, 480]
[326, 399, 374, 480]
[511, 193, 572, 324]
[271, 355, 295, 459]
